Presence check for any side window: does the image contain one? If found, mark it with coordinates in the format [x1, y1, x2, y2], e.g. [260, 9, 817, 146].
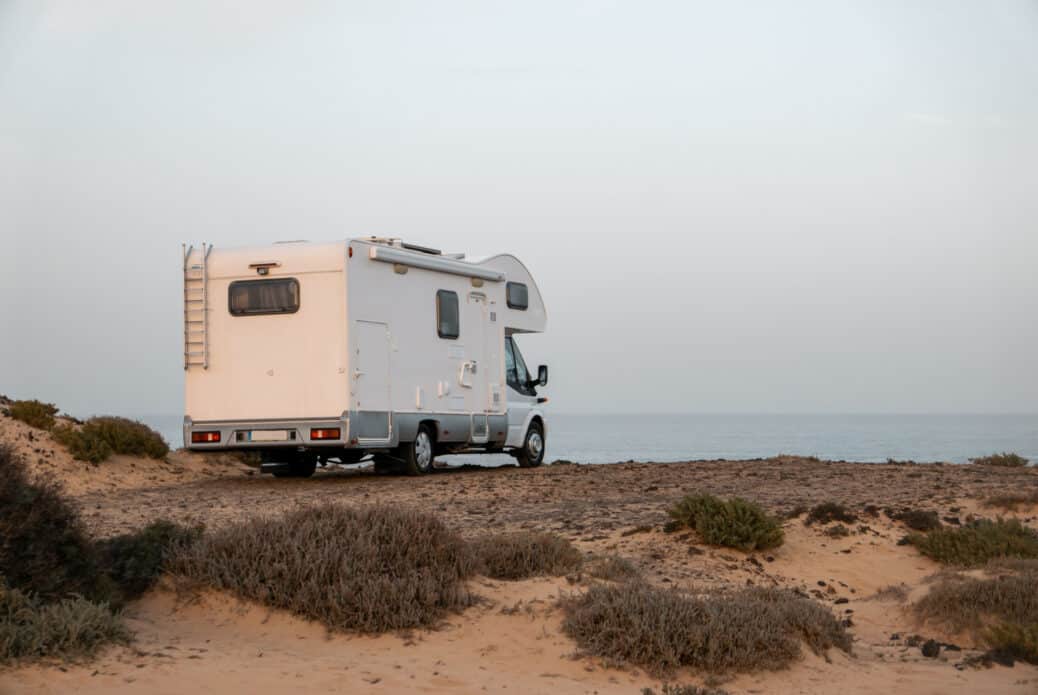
[436, 290, 459, 339]
[506, 282, 529, 310]
[229, 278, 300, 316]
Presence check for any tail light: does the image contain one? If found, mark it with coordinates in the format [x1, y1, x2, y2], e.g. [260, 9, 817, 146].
[310, 428, 341, 440]
[191, 431, 221, 443]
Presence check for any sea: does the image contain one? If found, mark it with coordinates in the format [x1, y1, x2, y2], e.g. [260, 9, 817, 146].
[137, 413, 1036, 466]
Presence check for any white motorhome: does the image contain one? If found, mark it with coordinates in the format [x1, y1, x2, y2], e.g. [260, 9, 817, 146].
[182, 238, 549, 477]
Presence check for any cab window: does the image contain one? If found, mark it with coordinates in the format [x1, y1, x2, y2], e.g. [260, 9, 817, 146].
[505, 337, 536, 396]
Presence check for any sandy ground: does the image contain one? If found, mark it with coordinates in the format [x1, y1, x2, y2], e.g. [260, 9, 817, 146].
[2, 410, 1038, 694]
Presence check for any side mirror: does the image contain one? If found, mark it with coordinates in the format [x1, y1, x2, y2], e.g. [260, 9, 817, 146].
[537, 365, 548, 386]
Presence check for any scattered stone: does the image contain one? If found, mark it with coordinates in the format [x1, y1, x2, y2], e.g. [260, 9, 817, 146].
[921, 640, 940, 658]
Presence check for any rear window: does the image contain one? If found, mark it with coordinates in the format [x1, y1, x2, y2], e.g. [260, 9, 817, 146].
[506, 282, 529, 310]
[229, 278, 300, 316]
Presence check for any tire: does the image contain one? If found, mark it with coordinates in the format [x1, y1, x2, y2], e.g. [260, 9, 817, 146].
[401, 424, 436, 476]
[516, 421, 545, 468]
[271, 451, 317, 478]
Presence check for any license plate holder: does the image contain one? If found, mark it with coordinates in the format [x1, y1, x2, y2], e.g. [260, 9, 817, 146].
[249, 429, 290, 442]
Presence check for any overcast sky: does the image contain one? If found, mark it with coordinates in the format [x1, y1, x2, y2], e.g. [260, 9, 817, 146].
[1, 1, 1036, 417]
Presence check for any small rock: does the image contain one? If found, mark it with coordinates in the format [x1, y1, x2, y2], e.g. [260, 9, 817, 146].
[921, 639, 940, 658]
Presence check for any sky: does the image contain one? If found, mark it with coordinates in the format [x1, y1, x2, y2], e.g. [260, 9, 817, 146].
[1, 0, 1036, 417]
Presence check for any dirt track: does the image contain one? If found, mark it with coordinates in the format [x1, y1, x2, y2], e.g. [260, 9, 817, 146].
[75, 454, 1038, 540]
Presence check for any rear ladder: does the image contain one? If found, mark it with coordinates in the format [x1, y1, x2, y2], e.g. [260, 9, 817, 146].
[183, 243, 212, 369]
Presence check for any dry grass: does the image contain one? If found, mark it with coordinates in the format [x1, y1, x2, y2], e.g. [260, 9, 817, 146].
[970, 453, 1030, 468]
[471, 531, 583, 580]
[587, 555, 641, 582]
[5, 400, 59, 430]
[0, 581, 128, 664]
[170, 504, 477, 633]
[984, 492, 1038, 511]
[668, 494, 784, 552]
[907, 519, 1038, 566]
[869, 584, 909, 603]
[561, 583, 850, 676]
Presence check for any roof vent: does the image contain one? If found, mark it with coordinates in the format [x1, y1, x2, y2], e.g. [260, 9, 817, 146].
[401, 242, 442, 256]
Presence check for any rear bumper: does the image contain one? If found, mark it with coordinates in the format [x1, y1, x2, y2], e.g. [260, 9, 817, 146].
[184, 415, 350, 450]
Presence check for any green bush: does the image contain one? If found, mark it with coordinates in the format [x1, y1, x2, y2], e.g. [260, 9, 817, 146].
[970, 453, 1030, 468]
[908, 519, 1038, 566]
[6, 400, 59, 430]
[52, 425, 113, 464]
[471, 531, 583, 580]
[0, 581, 129, 663]
[668, 494, 784, 552]
[96, 521, 203, 602]
[170, 504, 476, 633]
[986, 622, 1038, 664]
[0, 446, 112, 604]
[52, 416, 168, 463]
[561, 583, 850, 675]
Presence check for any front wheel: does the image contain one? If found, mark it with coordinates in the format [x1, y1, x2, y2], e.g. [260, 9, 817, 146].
[401, 424, 436, 476]
[516, 421, 545, 468]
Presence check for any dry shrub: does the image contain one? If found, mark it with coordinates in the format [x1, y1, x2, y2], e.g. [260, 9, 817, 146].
[54, 417, 168, 463]
[825, 524, 851, 538]
[914, 568, 1038, 633]
[668, 494, 784, 552]
[915, 564, 1038, 663]
[588, 555, 640, 582]
[472, 531, 583, 580]
[804, 502, 857, 526]
[907, 519, 1038, 566]
[171, 504, 476, 633]
[970, 453, 1029, 468]
[561, 583, 850, 675]
[96, 521, 202, 602]
[0, 581, 128, 663]
[643, 685, 729, 695]
[891, 509, 941, 532]
[984, 492, 1038, 511]
[6, 400, 59, 430]
[0, 446, 112, 604]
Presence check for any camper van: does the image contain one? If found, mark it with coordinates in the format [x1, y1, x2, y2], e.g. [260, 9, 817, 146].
[182, 238, 549, 477]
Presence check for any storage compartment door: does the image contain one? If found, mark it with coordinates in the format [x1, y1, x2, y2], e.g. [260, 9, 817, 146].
[353, 320, 391, 441]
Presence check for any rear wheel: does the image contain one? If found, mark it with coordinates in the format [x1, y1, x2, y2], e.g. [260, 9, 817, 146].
[401, 424, 435, 476]
[271, 451, 317, 478]
[516, 421, 545, 468]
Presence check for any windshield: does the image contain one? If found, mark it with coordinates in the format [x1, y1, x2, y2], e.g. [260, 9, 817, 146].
[505, 336, 535, 396]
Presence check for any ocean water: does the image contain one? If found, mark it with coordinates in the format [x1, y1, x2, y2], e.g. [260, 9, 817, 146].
[138, 413, 1036, 466]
